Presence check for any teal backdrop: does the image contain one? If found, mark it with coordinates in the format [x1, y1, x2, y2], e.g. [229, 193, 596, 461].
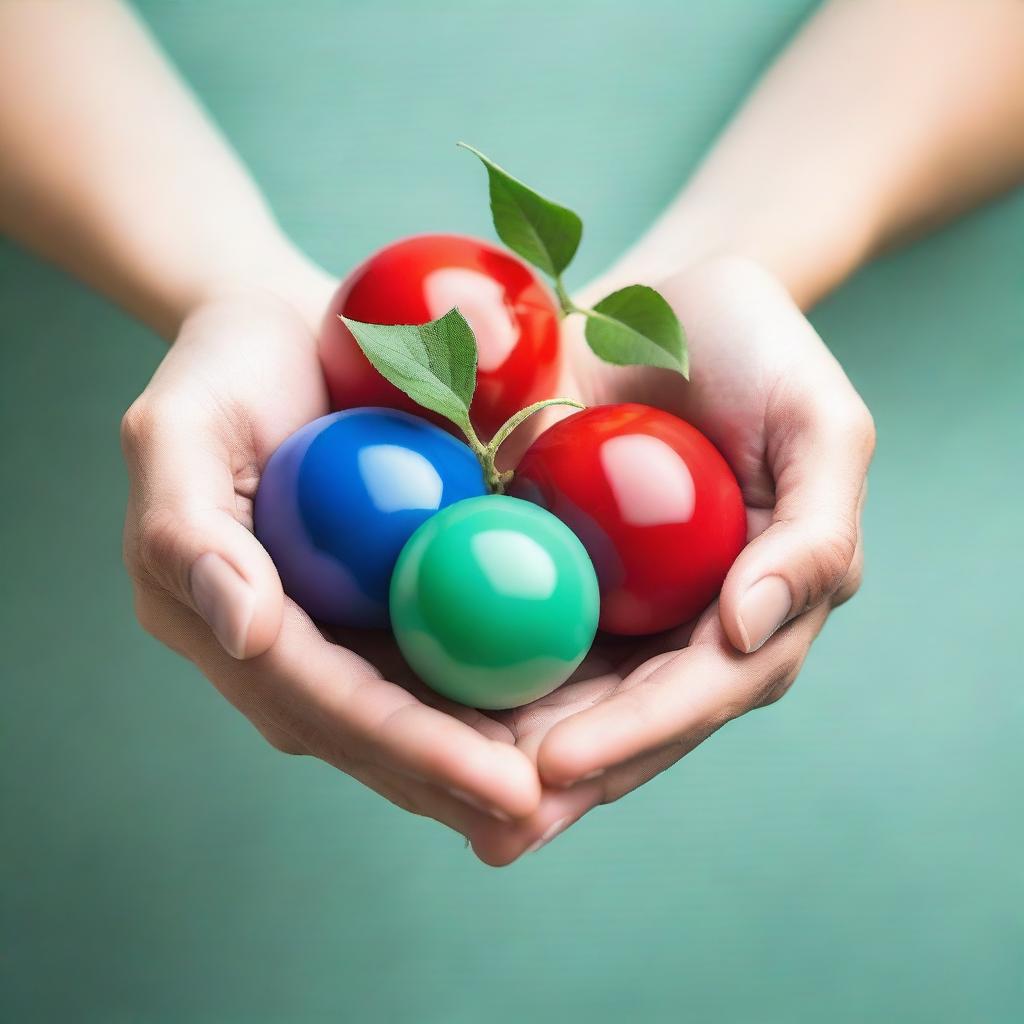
[2, 2, 1022, 1021]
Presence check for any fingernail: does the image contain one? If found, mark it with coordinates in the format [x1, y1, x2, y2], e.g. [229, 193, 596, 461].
[190, 552, 255, 660]
[448, 788, 510, 822]
[527, 816, 569, 854]
[737, 575, 792, 653]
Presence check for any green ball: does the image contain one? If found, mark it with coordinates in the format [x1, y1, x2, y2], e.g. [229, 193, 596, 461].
[389, 494, 600, 709]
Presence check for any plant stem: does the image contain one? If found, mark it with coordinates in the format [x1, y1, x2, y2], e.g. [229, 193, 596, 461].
[487, 398, 584, 454]
[460, 399, 585, 494]
[478, 450, 506, 493]
[480, 397, 584, 494]
[462, 419, 486, 458]
[460, 419, 507, 492]
[459, 284, 587, 493]
[554, 275, 584, 318]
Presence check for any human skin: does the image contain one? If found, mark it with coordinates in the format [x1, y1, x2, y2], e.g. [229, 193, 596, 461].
[1, 0, 1023, 864]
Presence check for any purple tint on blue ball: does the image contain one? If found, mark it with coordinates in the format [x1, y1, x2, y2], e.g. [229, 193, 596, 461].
[254, 408, 487, 628]
[254, 416, 380, 626]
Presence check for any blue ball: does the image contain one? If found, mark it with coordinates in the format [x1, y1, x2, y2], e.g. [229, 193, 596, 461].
[254, 408, 487, 628]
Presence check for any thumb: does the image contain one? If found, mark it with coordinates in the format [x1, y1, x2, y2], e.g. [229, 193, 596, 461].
[121, 397, 284, 659]
[719, 396, 875, 654]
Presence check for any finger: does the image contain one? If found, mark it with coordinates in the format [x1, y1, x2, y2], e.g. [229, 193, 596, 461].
[719, 383, 875, 654]
[342, 761, 491, 841]
[469, 782, 601, 867]
[833, 482, 867, 607]
[536, 606, 828, 788]
[325, 623, 518, 744]
[473, 728, 736, 867]
[216, 693, 490, 840]
[330, 673, 542, 821]
[155, 594, 542, 821]
[121, 394, 283, 659]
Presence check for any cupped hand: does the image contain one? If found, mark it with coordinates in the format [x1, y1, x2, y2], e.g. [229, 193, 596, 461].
[120, 258, 873, 867]
[120, 285, 541, 835]
[468, 256, 875, 865]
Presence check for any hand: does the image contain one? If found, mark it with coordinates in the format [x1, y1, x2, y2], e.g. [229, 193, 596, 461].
[120, 283, 541, 834]
[468, 256, 875, 865]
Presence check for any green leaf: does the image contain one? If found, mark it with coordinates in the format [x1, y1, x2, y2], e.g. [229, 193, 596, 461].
[340, 308, 478, 431]
[458, 142, 582, 278]
[583, 285, 689, 378]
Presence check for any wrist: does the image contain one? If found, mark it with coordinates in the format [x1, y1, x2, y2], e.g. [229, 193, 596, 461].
[177, 232, 335, 341]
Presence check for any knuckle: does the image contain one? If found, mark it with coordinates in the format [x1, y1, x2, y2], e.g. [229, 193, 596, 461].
[132, 505, 192, 598]
[252, 690, 320, 753]
[806, 515, 858, 599]
[281, 709, 356, 770]
[715, 697, 751, 727]
[136, 507, 186, 583]
[750, 652, 803, 710]
[754, 679, 793, 710]
[119, 396, 160, 457]
[122, 393, 203, 460]
[833, 550, 865, 607]
[237, 698, 313, 758]
[833, 394, 876, 458]
[262, 730, 308, 757]
[122, 528, 144, 582]
[132, 583, 163, 640]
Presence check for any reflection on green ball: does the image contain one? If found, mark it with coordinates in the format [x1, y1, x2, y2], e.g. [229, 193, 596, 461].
[390, 495, 599, 710]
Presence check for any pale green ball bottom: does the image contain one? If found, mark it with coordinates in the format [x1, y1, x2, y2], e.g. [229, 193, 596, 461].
[389, 495, 599, 709]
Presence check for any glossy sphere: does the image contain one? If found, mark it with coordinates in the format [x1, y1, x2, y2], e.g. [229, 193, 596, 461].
[319, 234, 560, 438]
[390, 495, 599, 710]
[511, 404, 747, 635]
[254, 408, 486, 628]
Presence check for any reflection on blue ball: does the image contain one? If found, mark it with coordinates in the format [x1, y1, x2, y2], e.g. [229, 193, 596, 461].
[254, 408, 486, 627]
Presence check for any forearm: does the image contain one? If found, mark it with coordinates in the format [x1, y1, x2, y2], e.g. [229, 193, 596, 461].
[598, 0, 1024, 310]
[0, 0, 329, 338]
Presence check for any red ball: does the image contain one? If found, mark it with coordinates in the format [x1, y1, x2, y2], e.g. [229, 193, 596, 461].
[511, 403, 747, 635]
[319, 234, 560, 438]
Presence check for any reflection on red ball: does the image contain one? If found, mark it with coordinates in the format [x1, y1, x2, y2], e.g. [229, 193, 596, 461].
[319, 234, 560, 438]
[511, 403, 747, 635]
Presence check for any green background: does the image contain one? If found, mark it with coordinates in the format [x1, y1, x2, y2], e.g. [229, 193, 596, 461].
[2, 1, 1022, 1020]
